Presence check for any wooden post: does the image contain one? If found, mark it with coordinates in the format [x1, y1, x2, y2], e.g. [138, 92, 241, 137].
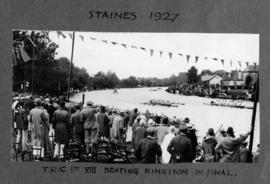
[247, 74, 259, 162]
[82, 93, 85, 105]
[67, 31, 76, 101]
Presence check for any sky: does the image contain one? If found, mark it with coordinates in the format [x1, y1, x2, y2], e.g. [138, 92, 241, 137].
[48, 31, 259, 79]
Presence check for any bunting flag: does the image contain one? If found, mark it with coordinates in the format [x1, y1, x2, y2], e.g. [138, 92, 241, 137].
[56, 31, 66, 39]
[213, 58, 218, 61]
[230, 60, 233, 67]
[178, 53, 183, 56]
[90, 37, 96, 40]
[131, 45, 137, 49]
[150, 49, 154, 56]
[140, 47, 146, 51]
[246, 62, 249, 68]
[204, 57, 208, 60]
[68, 33, 73, 39]
[79, 35, 84, 42]
[160, 51, 163, 57]
[121, 43, 127, 48]
[111, 41, 118, 45]
[168, 52, 173, 59]
[221, 59, 224, 65]
[102, 40, 108, 44]
[186, 55, 190, 63]
[238, 61, 242, 67]
[195, 56, 199, 63]
[18, 44, 31, 62]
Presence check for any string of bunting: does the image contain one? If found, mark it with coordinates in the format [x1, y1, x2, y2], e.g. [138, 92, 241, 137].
[13, 30, 257, 69]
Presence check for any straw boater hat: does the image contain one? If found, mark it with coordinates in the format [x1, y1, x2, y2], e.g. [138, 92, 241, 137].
[179, 122, 188, 131]
[147, 119, 156, 127]
[168, 125, 177, 134]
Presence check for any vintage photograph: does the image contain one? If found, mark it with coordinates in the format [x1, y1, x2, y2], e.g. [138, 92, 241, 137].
[11, 30, 259, 164]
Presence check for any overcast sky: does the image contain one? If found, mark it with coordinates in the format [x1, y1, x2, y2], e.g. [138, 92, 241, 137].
[49, 31, 259, 79]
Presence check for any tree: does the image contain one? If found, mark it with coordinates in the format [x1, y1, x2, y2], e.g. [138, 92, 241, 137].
[187, 66, 199, 84]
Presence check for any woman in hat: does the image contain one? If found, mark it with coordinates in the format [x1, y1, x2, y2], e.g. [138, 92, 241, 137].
[161, 125, 176, 163]
[202, 128, 217, 162]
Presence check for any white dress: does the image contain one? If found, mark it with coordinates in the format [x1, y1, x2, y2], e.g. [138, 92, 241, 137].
[161, 133, 175, 163]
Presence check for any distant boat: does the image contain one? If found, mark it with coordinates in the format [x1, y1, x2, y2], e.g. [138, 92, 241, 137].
[113, 89, 118, 93]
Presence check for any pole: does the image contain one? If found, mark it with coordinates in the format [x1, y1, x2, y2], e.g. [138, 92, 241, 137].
[67, 31, 75, 101]
[31, 35, 35, 95]
[247, 74, 259, 162]
[82, 93, 85, 105]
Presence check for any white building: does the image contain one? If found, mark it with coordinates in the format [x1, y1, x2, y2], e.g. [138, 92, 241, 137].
[201, 74, 223, 85]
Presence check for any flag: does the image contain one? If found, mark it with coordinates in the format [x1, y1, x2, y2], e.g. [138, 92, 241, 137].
[140, 47, 146, 51]
[12, 48, 18, 66]
[160, 51, 163, 57]
[131, 45, 137, 49]
[195, 56, 199, 63]
[150, 49, 154, 56]
[168, 52, 172, 59]
[213, 58, 218, 61]
[79, 35, 84, 42]
[102, 40, 108, 44]
[18, 44, 31, 62]
[111, 41, 118, 45]
[178, 53, 183, 56]
[121, 43, 126, 48]
[238, 61, 242, 67]
[90, 37, 96, 40]
[221, 59, 224, 65]
[186, 55, 190, 63]
[68, 33, 73, 39]
[205, 57, 208, 60]
[246, 62, 249, 68]
[56, 31, 66, 38]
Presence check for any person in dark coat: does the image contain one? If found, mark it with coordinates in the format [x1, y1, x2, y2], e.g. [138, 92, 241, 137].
[16, 101, 29, 152]
[81, 101, 97, 155]
[96, 106, 110, 138]
[135, 127, 162, 163]
[167, 123, 193, 163]
[202, 128, 217, 162]
[239, 142, 248, 162]
[52, 101, 70, 158]
[70, 104, 84, 145]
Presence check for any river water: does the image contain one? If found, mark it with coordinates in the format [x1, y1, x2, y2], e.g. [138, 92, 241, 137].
[71, 87, 260, 150]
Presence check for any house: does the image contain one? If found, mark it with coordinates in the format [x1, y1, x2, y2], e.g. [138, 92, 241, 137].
[201, 74, 223, 86]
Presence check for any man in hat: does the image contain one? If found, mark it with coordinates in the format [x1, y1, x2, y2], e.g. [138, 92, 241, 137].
[135, 127, 162, 163]
[81, 101, 97, 155]
[70, 104, 84, 145]
[96, 106, 110, 138]
[215, 126, 250, 163]
[167, 123, 193, 163]
[134, 119, 147, 149]
[29, 98, 48, 159]
[161, 125, 177, 163]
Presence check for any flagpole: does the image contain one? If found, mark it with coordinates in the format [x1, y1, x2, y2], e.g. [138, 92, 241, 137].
[67, 31, 75, 101]
[31, 35, 35, 95]
[247, 73, 259, 162]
